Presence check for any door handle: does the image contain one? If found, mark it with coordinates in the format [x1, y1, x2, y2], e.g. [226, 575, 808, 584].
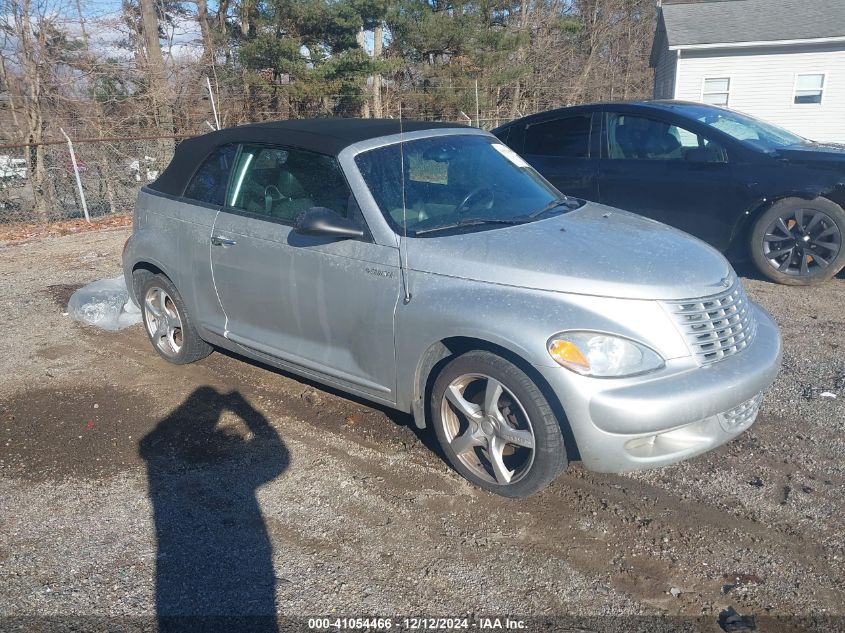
[211, 235, 237, 247]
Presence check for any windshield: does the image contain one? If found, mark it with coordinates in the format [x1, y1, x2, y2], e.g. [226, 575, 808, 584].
[684, 105, 808, 150]
[355, 135, 570, 236]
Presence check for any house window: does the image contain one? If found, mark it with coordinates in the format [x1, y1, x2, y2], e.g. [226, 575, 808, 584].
[794, 74, 825, 104]
[702, 77, 730, 106]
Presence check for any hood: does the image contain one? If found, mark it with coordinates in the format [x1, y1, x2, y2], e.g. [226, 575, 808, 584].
[407, 203, 733, 301]
[774, 142, 845, 165]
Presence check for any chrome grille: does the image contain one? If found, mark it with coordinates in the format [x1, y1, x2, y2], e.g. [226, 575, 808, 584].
[719, 393, 764, 432]
[663, 281, 757, 365]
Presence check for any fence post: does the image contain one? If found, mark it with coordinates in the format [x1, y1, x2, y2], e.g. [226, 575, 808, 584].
[59, 128, 90, 223]
[474, 79, 480, 128]
[206, 76, 221, 130]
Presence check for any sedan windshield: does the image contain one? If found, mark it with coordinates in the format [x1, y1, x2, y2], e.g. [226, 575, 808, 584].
[355, 135, 573, 236]
[685, 105, 808, 151]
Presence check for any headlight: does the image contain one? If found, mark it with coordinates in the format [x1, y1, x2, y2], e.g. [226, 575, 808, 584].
[548, 331, 664, 377]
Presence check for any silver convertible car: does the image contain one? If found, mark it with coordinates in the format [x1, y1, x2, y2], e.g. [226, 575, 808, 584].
[123, 119, 782, 497]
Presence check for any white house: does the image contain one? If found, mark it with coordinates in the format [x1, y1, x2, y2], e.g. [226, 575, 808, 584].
[650, 0, 845, 142]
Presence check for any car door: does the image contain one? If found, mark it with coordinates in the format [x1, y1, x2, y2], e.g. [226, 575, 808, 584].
[597, 110, 745, 250]
[168, 142, 237, 337]
[505, 111, 600, 201]
[209, 143, 401, 402]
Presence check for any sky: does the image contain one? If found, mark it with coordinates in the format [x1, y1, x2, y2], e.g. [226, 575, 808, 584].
[2, 0, 375, 65]
[71, 0, 206, 61]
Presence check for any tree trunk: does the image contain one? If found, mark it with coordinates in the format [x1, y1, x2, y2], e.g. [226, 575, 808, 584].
[215, 0, 231, 64]
[216, 0, 229, 32]
[0, 52, 22, 133]
[196, 0, 214, 68]
[357, 28, 370, 118]
[13, 0, 49, 220]
[239, 0, 255, 38]
[509, 0, 530, 118]
[138, 0, 174, 153]
[372, 23, 383, 118]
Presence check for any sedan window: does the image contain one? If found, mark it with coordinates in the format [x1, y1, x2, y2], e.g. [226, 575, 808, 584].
[606, 113, 727, 163]
[524, 115, 592, 158]
[183, 144, 237, 205]
[228, 145, 356, 223]
[686, 105, 807, 150]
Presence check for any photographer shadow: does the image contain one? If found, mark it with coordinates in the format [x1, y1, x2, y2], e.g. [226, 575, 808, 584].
[139, 386, 289, 633]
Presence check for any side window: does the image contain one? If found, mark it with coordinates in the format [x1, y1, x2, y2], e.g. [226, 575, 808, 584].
[606, 113, 728, 163]
[523, 115, 591, 158]
[227, 145, 356, 222]
[183, 144, 237, 205]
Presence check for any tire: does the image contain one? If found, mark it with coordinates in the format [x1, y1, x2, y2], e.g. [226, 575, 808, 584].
[136, 271, 213, 364]
[430, 350, 567, 497]
[749, 197, 845, 286]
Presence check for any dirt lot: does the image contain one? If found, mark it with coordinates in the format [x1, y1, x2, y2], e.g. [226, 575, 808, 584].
[0, 229, 843, 632]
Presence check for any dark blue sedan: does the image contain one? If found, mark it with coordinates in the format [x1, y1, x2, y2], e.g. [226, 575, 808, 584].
[493, 101, 845, 285]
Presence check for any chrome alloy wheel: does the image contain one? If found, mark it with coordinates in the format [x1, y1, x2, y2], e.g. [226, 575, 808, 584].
[143, 286, 184, 358]
[762, 207, 842, 277]
[439, 373, 536, 486]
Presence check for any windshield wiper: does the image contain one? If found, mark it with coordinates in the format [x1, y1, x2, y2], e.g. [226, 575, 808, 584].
[527, 196, 580, 219]
[413, 217, 528, 236]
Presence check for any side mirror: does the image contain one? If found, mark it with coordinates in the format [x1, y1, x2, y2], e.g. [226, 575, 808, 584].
[294, 207, 365, 240]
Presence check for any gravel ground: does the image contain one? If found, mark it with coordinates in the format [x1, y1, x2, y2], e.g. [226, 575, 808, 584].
[0, 229, 843, 632]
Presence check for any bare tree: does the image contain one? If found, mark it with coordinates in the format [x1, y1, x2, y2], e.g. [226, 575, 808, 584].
[5, 0, 51, 219]
[138, 0, 174, 150]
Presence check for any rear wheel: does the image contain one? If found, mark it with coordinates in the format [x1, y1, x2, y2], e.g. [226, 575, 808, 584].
[431, 350, 567, 497]
[137, 272, 212, 364]
[749, 197, 845, 285]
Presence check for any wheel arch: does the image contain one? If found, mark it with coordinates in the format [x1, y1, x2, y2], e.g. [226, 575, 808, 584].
[412, 336, 580, 461]
[728, 190, 845, 258]
[130, 260, 172, 305]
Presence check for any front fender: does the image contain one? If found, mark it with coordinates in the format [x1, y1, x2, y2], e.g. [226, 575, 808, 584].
[393, 272, 688, 418]
[729, 173, 845, 248]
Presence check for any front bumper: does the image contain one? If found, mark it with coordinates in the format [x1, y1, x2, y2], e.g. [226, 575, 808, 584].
[536, 303, 782, 473]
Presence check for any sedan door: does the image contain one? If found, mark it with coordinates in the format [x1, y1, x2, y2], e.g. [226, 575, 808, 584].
[504, 112, 600, 201]
[210, 143, 401, 402]
[597, 110, 745, 250]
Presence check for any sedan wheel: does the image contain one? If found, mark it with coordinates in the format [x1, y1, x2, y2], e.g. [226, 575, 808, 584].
[750, 197, 845, 285]
[431, 350, 567, 497]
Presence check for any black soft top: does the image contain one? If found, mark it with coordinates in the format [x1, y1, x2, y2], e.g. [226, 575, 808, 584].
[150, 118, 467, 197]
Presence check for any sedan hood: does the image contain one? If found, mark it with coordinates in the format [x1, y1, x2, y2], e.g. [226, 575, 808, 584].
[408, 203, 732, 300]
[775, 143, 845, 165]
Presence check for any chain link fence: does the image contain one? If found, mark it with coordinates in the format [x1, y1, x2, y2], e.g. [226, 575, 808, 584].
[0, 83, 632, 226]
[0, 135, 182, 225]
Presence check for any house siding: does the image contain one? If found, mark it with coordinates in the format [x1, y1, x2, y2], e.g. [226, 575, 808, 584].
[674, 43, 845, 142]
[653, 46, 677, 100]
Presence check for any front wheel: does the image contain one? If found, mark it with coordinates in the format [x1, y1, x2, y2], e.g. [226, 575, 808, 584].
[431, 351, 567, 497]
[749, 197, 845, 285]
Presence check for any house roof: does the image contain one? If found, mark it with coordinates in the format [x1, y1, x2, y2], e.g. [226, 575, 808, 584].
[659, 0, 845, 48]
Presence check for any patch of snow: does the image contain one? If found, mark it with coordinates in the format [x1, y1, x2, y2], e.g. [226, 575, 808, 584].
[67, 276, 141, 332]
